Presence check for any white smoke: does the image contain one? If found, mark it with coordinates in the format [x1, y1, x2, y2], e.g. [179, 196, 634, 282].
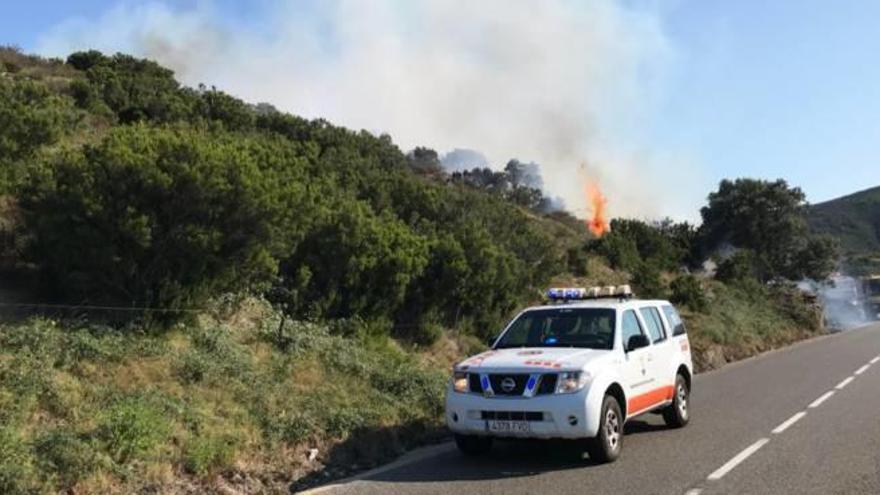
[35, 0, 703, 219]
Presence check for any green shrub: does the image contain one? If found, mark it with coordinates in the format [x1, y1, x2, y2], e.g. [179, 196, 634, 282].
[631, 262, 666, 299]
[0, 78, 81, 189]
[97, 396, 171, 463]
[175, 351, 211, 384]
[34, 429, 98, 487]
[62, 327, 128, 365]
[670, 275, 708, 312]
[395, 319, 443, 347]
[183, 434, 237, 476]
[0, 427, 36, 494]
[20, 125, 314, 311]
[279, 412, 319, 445]
[715, 250, 759, 284]
[322, 406, 372, 438]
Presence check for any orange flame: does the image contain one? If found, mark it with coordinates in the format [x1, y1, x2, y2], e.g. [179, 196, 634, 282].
[585, 182, 609, 237]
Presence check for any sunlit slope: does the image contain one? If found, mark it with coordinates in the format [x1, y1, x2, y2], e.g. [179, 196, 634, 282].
[808, 185, 880, 254]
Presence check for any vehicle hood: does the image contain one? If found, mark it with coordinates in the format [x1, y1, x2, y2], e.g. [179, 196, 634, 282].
[455, 347, 611, 373]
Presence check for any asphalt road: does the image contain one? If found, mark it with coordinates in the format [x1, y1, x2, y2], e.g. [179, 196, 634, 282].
[304, 324, 880, 495]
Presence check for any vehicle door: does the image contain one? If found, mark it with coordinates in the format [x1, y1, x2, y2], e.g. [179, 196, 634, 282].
[619, 308, 655, 416]
[638, 305, 675, 393]
[661, 304, 692, 369]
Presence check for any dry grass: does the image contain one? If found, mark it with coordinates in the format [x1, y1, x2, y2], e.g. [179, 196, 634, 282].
[0, 46, 79, 80]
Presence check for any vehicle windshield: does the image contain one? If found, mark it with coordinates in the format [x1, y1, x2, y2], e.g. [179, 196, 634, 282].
[495, 307, 616, 350]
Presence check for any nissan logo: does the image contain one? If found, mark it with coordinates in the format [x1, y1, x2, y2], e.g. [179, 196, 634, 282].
[501, 377, 516, 393]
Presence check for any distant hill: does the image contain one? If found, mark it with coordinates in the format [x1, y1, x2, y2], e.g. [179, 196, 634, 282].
[808, 185, 880, 254]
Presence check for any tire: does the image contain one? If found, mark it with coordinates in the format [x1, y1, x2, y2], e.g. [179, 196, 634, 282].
[454, 434, 493, 456]
[663, 373, 690, 428]
[586, 395, 623, 463]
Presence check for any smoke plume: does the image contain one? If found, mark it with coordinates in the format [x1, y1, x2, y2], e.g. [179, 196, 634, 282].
[36, 0, 701, 219]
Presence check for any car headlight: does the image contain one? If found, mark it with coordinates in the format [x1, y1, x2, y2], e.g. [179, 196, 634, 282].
[556, 371, 590, 394]
[452, 371, 469, 393]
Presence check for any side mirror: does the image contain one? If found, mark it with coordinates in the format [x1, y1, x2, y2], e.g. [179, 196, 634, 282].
[486, 335, 499, 348]
[626, 334, 650, 352]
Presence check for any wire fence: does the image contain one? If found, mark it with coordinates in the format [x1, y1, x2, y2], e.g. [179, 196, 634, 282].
[0, 302, 205, 313]
[0, 300, 212, 326]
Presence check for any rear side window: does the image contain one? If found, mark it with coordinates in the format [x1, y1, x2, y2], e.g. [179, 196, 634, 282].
[662, 305, 687, 336]
[621, 310, 644, 348]
[639, 307, 665, 343]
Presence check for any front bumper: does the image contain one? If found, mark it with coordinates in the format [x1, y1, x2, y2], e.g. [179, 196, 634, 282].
[445, 385, 594, 439]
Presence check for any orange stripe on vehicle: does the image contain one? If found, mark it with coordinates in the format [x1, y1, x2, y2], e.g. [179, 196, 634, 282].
[627, 385, 674, 414]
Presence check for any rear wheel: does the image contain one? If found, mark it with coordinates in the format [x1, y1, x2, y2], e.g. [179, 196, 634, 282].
[454, 434, 493, 456]
[586, 395, 623, 463]
[663, 373, 690, 428]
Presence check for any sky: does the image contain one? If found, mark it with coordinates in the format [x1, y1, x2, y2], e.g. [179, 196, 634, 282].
[3, 0, 879, 220]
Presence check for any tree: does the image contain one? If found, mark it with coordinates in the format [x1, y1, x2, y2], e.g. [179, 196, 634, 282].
[699, 178, 837, 281]
[68, 52, 198, 124]
[20, 125, 311, 310]
[591, 218, 690, 273]
[407, 147, 444, 176]
[278, 200, 430, 320]
[0, 79, 80, 189]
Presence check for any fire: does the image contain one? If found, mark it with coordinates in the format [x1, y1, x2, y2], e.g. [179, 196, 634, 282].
[585, 182, 609, 237]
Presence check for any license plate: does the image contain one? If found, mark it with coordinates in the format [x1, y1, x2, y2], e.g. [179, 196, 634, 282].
[488, 420, 530, 434]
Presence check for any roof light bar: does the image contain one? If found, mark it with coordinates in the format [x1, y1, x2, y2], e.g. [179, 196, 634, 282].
[547, 285, 634, 301]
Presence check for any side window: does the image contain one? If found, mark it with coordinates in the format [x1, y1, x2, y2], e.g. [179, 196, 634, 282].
[649, 307, 667, 339]
[639, 307, 665, 343]
[662, 305, 686, 336]
[621, 310, 645, 349]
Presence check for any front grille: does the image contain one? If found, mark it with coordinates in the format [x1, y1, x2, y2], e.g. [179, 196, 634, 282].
[468, 373, 483, 393]
[536, 373, 557, 395]
[481, 410, 544, 422]
[488, 374, 529, 396]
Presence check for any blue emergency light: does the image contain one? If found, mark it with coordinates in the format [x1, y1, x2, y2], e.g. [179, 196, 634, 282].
[547, 285, 633, 301]
[547, 287, 588, 300]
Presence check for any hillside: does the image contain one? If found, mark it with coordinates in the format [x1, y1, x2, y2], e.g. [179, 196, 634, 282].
[0, 47, 830, 494]
[808, 185, 880, 254]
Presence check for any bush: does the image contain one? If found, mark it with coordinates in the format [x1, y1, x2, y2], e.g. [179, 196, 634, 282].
[97, 396, 171, 463]
[591, 218, 693, 272]
[278, 200, 430, 320]
[715, 250, 759, 284]
[631, 262, 666, 299]
[0, 427, 36, 494]
[20, 125, 314, 311]
[670, 275, 708, 312]
[183, 434, 238, 476]
[34, 429, 98, 487]
[0, 78, 80, 188]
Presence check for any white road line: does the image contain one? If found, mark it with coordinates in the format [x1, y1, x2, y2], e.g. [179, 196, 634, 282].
[871, 356, 880, 364]
[684, 489, 703, 495]
[808, 390, 835, 408]
[855, 364, 870, 375]
[835, 376, 855, 390]
[772, 411, 807, 434]
[707, 438, 770, 481]
[297, 442, 456, 495]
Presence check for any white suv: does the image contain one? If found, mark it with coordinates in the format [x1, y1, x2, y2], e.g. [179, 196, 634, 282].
[445, 286, 693, 463]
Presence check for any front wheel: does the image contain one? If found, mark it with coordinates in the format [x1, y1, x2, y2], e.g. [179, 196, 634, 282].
[586, 395, 623, 463]
[663, 374, 690, 428]
[454, 434, 493, 456]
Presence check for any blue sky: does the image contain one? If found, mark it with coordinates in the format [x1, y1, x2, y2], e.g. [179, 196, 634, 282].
[4, 0, 880, 210]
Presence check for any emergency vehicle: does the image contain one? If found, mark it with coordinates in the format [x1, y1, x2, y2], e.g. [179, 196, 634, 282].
[445, 286, 693, 463]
